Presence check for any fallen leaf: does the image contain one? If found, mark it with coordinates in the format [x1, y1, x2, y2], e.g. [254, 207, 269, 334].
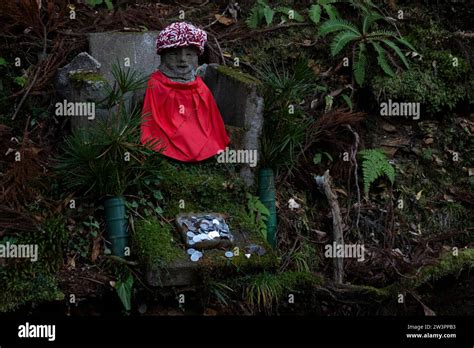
[91, 236, 101, 262]
[382, 122, 397, 133]
[416, 190, 423, 200]
[443, 194, 454, 202]
[424, 137, 434, 144]
[67, 255, 76, 269]
[334, 188, 348, 196]
[215, 14, 234, 26]
[469, 168, 474, 176]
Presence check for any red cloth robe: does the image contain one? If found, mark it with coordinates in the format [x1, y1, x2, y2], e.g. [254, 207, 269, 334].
[141, 70, 230, 162]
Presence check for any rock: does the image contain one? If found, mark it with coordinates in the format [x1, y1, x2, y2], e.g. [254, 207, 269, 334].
[88, 31, 161, 86]
[203, 65, 264, 186]
[54, 52, 108, 131]
[55, 52, 102, 100]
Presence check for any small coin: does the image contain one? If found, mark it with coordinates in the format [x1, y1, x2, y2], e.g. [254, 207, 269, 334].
[188, 240, 195, 245]
[193, 235, 202, 242]
[187, 248, 196, 255]
[187, 231, 195, 237]
[212, 219, 220, 225]
[208, 231, 220, 239]
[190, 253, 200, 262]
[225, 251, 233, 258]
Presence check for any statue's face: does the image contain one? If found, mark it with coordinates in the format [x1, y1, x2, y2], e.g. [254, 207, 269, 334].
[159, 46, 199, 82]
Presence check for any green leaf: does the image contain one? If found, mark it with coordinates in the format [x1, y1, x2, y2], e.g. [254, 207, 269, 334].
[313, 153, 322, 165]
[104, 0, 113, 10]
[382, 39, 410, 69]
[308, 4, 322, 24]
[323, 151, 334, 162]
[246, 7, 260, 29]
[263, 6, 275, 26]
[14, 76, 27, 87]
[371, 41, 395, 77]
[366, 30, 397, 38]
[319, 19, 360, 36]
[395, 36, 417, 52]
[341, 94, 353, 110]
[359, 148, 395, 195]
[322, 4, 339, 20]
[0, 57, 7, 66]
[330, 31, 359, 56]
[115, 274, 133, 311]
[353, 42, 367, 85]
[362, 13, 384, 34]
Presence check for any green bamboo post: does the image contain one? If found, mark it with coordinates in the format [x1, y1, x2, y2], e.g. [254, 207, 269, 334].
[258, 168, 277, 248]
[104, 196, 129, 257]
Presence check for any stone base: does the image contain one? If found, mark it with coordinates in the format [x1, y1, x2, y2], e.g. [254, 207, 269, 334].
[146, 228, 276, 287]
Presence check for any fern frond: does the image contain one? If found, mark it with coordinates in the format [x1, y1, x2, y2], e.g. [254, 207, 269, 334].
[359, 148, 395, 195]
[395, 36, 417, 52]
[322, 4, 339, 20]
[371, 41, 395, 77]
[319, 19, 360, 36]
[382, 39, 410, 68]
[330, 31, 359, 56]
[308, 4, 322, 24]
[362, 13, 384, 34]
[366, 30, 397, 38]
[353, 42, 367, 85]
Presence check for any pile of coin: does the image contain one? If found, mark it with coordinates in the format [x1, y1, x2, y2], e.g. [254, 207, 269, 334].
[182, 215, 234, 262]
[183, 215, 234, 247]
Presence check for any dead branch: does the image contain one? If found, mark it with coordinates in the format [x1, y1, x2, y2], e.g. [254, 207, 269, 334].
[315, 170, 344, 284]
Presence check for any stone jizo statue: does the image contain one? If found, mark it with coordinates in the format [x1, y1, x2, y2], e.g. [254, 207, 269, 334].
[141, 22, 230, 162]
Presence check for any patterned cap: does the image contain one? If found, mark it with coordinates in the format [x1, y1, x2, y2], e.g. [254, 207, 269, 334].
[156, 22, 207, 55]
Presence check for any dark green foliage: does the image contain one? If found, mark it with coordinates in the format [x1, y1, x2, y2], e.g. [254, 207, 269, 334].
[372, 50, 473, 113]
[246, 0, 304, 29]
[54, 64, 163, 199]
[318, 11, 415, 85]
[256, 59, 316, 171]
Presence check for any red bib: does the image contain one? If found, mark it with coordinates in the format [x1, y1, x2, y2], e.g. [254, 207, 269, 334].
[141, 70, 230, 162]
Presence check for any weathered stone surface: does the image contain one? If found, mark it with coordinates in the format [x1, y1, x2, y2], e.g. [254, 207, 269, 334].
[203, 65, 264, 186]
[54, 52, 109, 130]
[88, 31, 161, 85]
[55, 52, 104, 101]
[146, 226, 275, 287]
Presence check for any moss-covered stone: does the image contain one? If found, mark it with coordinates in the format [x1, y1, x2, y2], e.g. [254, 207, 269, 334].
[132, 217, 185, 272]
[70, 71, 107, 86]
[402, 248, 474, 289]
[216, 65, 261, 86]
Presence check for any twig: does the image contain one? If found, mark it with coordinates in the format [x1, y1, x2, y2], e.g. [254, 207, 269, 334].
[315, 170, 344, 284]
[345, 125, 361, 233]
[11, 10, 48, 121]
[212, 34, 226, 66]
[78, 276, 106, 285]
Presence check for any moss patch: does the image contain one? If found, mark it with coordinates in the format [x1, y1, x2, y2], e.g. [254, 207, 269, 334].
[216, 65, 261, 85]
[70, 71, 107, 85]
[132, 217, 185, 271]
[402, 248, 474, 289]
